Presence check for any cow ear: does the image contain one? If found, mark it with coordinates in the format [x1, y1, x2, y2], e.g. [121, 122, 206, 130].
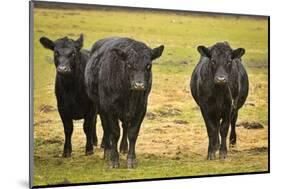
[151, 45, 164, 61]
[197, 46, 211, 58]
[75, 34, 83, 50]
[232, 48, 245, 59]
[39, 37, 54, 51]
[112, 48, 127, 61]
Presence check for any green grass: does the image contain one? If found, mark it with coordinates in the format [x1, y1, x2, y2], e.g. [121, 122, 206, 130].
[33, 7, 268, 186]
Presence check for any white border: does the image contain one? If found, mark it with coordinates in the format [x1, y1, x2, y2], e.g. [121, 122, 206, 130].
[0, 0, 279, 189]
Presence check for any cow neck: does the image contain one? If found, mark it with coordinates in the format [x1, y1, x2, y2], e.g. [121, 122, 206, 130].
[127, 90, 145, 114]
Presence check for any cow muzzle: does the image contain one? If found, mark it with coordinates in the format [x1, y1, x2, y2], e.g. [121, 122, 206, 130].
[214, 76, 227, 85]
[57, 66, 71, 75]
[131, 81, 145, 91]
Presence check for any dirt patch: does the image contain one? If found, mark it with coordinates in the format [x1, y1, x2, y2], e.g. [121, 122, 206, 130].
[243, 147, 268, 155]
[151, 128, 167, 134]
[172, 156, 181, 160]
[237, 121, 264, 129]
[143, 153, 158, 159]
[173, 120, 188, 125]
[146, 112, 157, 120]
[245, 102, 255, 107]
[163, 125, 172, 128]
[39, 104, 56, 113]
[249, 147, 268, 153]
[157, 106, 182, 117]
[35, 137, 63, 146]
[34, 119, 53, 126]
[148, 106, 182, 119]
[179, 60, 189, 65]
[151, 139, 173, 145]
[44, 138, 63, 145]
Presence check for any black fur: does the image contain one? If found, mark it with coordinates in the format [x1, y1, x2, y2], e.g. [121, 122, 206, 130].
[85, 37, 164, 168]
[39, 34, 98, 158]
[190, 42, 249, 160]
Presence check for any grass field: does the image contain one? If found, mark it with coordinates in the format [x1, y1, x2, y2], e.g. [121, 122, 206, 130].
[32, 6, 268, 187]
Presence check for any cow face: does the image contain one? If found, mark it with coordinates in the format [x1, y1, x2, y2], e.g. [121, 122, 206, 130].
[197, 42, 245, 85]
[112, 45, 164, 91]
[39, 34, 83, 75]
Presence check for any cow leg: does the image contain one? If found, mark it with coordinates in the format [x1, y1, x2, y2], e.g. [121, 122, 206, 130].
[107, 114, 120, 168]
[215, 128, 220, 152]
[219, 115, 231, 159]
[83, 113, 94, 156]
[206, 122, 220, 160]
[100, 113, 111, 160]
[230, 111, 238, 147]
[200, 107, 219, 160]
[120, 122, 128, 154]
[92, 114, 98, 147]
[127, 125, 140, 168]
[61, 117, 74, 158]
[127, 110, 145, 168]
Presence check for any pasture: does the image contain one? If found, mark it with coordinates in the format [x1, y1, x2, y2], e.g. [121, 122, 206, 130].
[32, 5, 268, 186]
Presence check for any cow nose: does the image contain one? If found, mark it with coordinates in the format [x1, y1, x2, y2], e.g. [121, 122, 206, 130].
[215, 76, 227, 84]
[133, 82, 145, 90]
[57, 66, 70, 74]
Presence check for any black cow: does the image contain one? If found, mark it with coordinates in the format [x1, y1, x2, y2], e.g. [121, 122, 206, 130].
[39, 34, 98, 158]
[190, 42, 249, 160]
[85, 37, 164, 168]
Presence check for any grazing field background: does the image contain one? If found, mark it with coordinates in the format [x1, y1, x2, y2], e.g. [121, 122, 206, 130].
[32, 4, 268, 187]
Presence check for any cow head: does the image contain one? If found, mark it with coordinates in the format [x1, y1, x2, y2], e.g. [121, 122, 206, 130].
[197, 42, 245, 85]
[112, 44, 164, 91]
[39, 34, 83, 75]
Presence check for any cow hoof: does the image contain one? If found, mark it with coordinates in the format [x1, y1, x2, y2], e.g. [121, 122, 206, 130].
[62, 151, 72, 158]
[127, 158, 137, 169]
[110, 161, 120, 168]
[85, 149, 94, 156]
[219, 151, 227, 159]
[207, 152, 216, 160]
[85, 145, 94, 156]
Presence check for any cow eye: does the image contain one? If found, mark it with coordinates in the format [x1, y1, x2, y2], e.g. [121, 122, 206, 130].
[146, 64, 151, 70]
